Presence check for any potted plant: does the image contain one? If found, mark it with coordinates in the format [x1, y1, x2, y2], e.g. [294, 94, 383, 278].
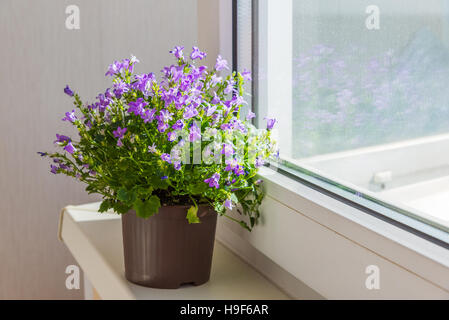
[39, 46, 277, 289]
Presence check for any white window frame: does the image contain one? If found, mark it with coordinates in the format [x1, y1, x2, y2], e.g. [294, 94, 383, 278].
[200, 0, 449, 299]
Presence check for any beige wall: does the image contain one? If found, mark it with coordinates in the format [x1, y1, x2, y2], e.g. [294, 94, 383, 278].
[0, 0, 197, 299]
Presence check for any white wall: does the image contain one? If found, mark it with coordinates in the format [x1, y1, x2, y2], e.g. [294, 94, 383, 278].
[0, 0, 198, 299]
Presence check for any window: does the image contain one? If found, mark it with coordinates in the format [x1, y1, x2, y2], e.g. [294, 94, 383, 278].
[236, 0, 449, 246]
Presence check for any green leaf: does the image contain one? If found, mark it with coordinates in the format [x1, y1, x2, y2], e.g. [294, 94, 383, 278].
[186, 205, 200, 224]
[117, 187, 136, 204]
[134, 195, 161, 219]
[99, 199, 112, 213]
[190, 182, 207, 195]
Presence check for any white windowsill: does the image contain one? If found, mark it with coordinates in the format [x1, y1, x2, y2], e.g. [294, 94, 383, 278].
[215, 166, 449, 299]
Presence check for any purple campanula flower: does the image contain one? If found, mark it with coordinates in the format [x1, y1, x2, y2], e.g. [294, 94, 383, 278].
[141, 108, 156, 123]
[64, 142, 76, 154]
[241, 69, 252, 81]
[211, 92, 221, 104]
[265, 117, 276, 130]
[173, 161, 182, 171]
[105, 61, 123, 76]
[157, 109, 173, 123]
[255, 157, 264, 168]
[221, 144, 234, 157]
[161, 153, 171, 163]
[183, 105, 199, 119]
[89, 170, 97, 176]
[234, 165, 245, 176]
[62, 109, 77, 123]
[225, 158, 238, 171]
[113, 81, 129, 98]
[170, 46, 184, 59]
[161, 176, 168, 180]
[113, 126, 127, 147]
[64, 85, 74, 97]
[148, 143, 157, 153]
[190, 46, 206, 60]
[189, 122, 201, 142]
[220, 123, 233, 133]
[133, 73, 154, 94]
[113, 126, 127, 139]
[37, 152, 47, 157]
[224, 199, 233, 210]
[130, 54, 139, 65]
[172, 120, 184, 131]
[54, 134, 71, 144]
[158, 121, 169, 133]
[205, 105, 217, 117]
[215, 55, 229, 71]
[50, 165, 59, 174]
[224, 80, 235, 95]
[128, 98, 148, 116]
[209, 74, 222, 87]
[246, 110, 256, 120]
[167, 131, 177, 142]
[204, 173, 220, 189]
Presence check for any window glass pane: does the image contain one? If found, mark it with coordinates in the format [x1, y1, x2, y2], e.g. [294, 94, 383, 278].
[245, 0, 449, 236]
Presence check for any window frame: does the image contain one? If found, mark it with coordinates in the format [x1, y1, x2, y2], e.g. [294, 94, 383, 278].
[233, 0, 449, 249]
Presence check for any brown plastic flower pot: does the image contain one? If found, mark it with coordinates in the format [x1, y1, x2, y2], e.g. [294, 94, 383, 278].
[121, 204, 217, 289]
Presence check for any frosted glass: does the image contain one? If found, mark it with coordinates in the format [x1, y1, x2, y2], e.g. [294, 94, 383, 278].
[292, 0, 449, 158]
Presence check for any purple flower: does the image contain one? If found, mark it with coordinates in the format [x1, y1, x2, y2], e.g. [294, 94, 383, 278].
[141, 108, 156, 123]
[204, 173, 220, 189]
[157, 109, 173, 123]
[158, 121, 169, 133]
[161, 153, 171, 163]
[148, 143, 157, 153]
[128, 98, 148, 116]
[189, 122, 201, 142]
[234, 165, 245, 176]
[172, 120, 184, 131]
[215, 55, 229, 71]
[224, 80, 234, 95]
[241, 69, 252, 81]
[220, 123, 233, 133]
[113, 126, 127, 147]
[62, 109, 77, 123]
[167, 131, 177, 142]
[255, 157, 265, 168]
[221, 144, 234, 157]
[50, 165, 59, 174]
[64, 85, 74, 97]
[113, 81, 129, 98]
[225, 158, 238, 172]
[89, 170, 97, 176]
[246, 110, 256, 120]
[170, 46, 184, 59]
[265, 117, 276, 130]
[190, 46, 207, 60]
[54, 134, 71, 144]
[161, 176, 168, 180]
[64, 142, 76, 154]
[205, 105, 217, 117]
[37, 152, 47, 157]
[210, 74, 222, 87]
[173, 161, 182, 171]
[113, 126, 127, 139]
[211, 92, 221, 104]
[105, 61, 122, 76]
[133, 73, 154, 94]
[224, 199, 233, 210]
[183, 105, 199, 119]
